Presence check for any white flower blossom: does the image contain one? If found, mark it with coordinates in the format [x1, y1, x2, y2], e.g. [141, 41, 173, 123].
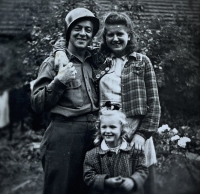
[158, 124, 170, 134]
[178, 137, 191, 148]
[172, 128, 178, 134]
[182, 137, 191, 142]
[181, 126, 189, 130]
[171, 135, 180, 141]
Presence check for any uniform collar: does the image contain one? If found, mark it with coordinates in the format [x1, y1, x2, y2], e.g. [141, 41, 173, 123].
[66, 48, 92, 63]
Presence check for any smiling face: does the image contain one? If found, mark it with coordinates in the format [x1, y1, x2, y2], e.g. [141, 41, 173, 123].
[68, 20, 93, 51]
[105, 24, 130, 57]
[100, 115, 122, 148]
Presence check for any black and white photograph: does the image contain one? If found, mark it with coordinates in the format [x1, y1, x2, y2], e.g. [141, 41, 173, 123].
[0, 0, 200, 194]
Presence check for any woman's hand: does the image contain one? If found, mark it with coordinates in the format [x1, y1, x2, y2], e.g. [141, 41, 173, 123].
[55, 51, 69, 71]
[130, 134, 145, 151]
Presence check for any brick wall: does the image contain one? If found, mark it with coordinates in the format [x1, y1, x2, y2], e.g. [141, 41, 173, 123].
[0, 0, 49, 37]
[96, 0, 200, 23]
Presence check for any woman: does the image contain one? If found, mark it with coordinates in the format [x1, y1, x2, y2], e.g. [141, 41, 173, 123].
[54, 12, 161, 194]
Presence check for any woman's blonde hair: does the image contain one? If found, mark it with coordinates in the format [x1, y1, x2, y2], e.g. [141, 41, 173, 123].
[94, 109, 129, 145]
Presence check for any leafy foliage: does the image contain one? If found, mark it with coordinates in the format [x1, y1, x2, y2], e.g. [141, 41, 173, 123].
[154, 124, 200, 156]
[0, 123, 43, 194]
[154, 124, 200, 194]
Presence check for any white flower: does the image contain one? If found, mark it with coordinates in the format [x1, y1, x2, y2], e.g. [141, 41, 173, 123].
[172, 128, 178, 134]
[181, 126, 189, 130]
[171, 135, 180, 141]
[158, 124, 170, 134]
[178, 137, 191, 148]
[182, 137, 191, 142]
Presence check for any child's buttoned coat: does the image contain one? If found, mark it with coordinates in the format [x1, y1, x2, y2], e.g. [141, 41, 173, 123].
[84, 142, 148, 194]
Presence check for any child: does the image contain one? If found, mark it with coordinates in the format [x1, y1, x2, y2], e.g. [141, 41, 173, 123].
[83, 109, 148, 194]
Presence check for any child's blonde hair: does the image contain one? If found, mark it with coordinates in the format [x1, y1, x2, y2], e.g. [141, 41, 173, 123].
[94, 109, 128, 145]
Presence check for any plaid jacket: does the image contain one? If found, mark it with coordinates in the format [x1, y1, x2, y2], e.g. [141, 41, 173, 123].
[92, 51, 161, 139]
[83, 144, 148, 194]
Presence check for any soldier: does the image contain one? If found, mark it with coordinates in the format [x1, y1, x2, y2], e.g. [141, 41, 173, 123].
[31, 8, 100, 194]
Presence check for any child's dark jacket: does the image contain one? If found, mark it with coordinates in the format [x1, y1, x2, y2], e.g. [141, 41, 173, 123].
[83, 140, 148, 194]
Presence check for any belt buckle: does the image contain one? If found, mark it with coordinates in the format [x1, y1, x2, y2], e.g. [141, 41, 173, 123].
[87, 114, 96, 122]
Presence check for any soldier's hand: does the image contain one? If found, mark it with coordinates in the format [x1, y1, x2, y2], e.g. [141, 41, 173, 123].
[56, 62, 77, 83]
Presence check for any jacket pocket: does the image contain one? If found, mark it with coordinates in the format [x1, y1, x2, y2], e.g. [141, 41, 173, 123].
[65, 79, 82, 89]
[61, 78, 84, 107]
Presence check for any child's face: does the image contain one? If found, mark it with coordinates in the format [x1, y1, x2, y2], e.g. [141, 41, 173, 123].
[100, 115, 122, 148]
[105, 24, 130, 57]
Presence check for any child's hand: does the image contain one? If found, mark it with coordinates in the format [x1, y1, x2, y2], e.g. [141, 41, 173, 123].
[105, 176, 124, 189]
[119, 177, 135, 192]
